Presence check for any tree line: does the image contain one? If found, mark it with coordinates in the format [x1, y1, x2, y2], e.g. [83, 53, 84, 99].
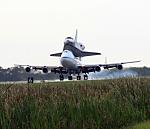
[0, 66, 58, 82]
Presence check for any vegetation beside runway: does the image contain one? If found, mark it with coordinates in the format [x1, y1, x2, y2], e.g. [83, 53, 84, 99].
[125, 121, 150, 129]
[0, 78, 150, 129]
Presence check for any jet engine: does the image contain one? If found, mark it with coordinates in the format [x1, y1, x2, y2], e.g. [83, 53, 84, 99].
[43, 67, 48, 73]
[117, 64, 123, 70]
[95, 66, 101, 72]
[25, 67, 31, 72]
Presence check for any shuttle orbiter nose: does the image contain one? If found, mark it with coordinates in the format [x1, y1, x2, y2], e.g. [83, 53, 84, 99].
[64, 37, 75, 44]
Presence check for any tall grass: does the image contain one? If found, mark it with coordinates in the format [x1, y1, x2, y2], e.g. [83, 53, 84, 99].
[0, 78, 150, 129]
[125, 121, 150, 129]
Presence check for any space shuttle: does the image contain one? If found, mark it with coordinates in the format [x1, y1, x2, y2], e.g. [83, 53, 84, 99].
[50, 30, 101, 57]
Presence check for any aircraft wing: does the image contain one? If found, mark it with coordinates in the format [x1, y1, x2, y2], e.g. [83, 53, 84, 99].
[15, 60, 140, 74]
[81, 51, 101, 57]
[15, 64, 58, 69]
[50, 52, 62, 57]
[50, 51, 101, 57]
[14, 64, 64, 73]
[100, 60, 141, 69]
[78, 60, 141, 72]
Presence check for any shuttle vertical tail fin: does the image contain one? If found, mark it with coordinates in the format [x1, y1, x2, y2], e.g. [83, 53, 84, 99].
[75, 29, 78, 42]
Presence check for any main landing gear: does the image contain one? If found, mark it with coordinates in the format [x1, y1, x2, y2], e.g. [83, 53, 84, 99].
[68, 75, 73, 80]
[28, 77, 34, 83]
[77, 75, 81, 80]
[84, 74, 88, 80]
[59, 74, 88, 81]
[59, 74, 64, 81]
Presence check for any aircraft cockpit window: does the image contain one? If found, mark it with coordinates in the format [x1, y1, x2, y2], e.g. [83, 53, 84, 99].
[66, 37, 73, 39]
[64, 37, 74, 44]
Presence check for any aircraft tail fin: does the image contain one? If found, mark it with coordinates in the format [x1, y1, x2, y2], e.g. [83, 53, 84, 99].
[75, 29, 78, 42]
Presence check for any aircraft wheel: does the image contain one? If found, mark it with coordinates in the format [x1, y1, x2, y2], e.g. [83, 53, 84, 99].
[31, 77, 34, 83]
[77, 75, 81, 80]
[68, 75, 73, 80]
[28, 77, 34, 83]
[59, 74, 64, 81]
[84, 75, 88, 80]
[28, 77, 30, 83]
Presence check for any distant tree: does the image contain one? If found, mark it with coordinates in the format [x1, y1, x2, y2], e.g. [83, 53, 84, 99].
[130, 67, 150, 76]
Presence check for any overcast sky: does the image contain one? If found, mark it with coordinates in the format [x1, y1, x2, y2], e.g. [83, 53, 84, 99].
[0, 0, 149, 68]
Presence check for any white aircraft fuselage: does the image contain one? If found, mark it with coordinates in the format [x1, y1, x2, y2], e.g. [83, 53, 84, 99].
[60, 50, 81, 70]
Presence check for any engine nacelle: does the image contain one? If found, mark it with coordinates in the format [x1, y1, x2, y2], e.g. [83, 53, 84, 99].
[43, 67, 48, 73]
[95, 66, 101, 72]
[25, 67, 31, 72]
[117, 64, 123, 70]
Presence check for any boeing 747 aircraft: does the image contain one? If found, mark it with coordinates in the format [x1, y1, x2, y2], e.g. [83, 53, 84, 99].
[16, 30, 140, 81]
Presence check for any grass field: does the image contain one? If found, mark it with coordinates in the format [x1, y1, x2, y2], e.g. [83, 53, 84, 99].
[0, 78, 150, 129]
[125, 121, 150, 129]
